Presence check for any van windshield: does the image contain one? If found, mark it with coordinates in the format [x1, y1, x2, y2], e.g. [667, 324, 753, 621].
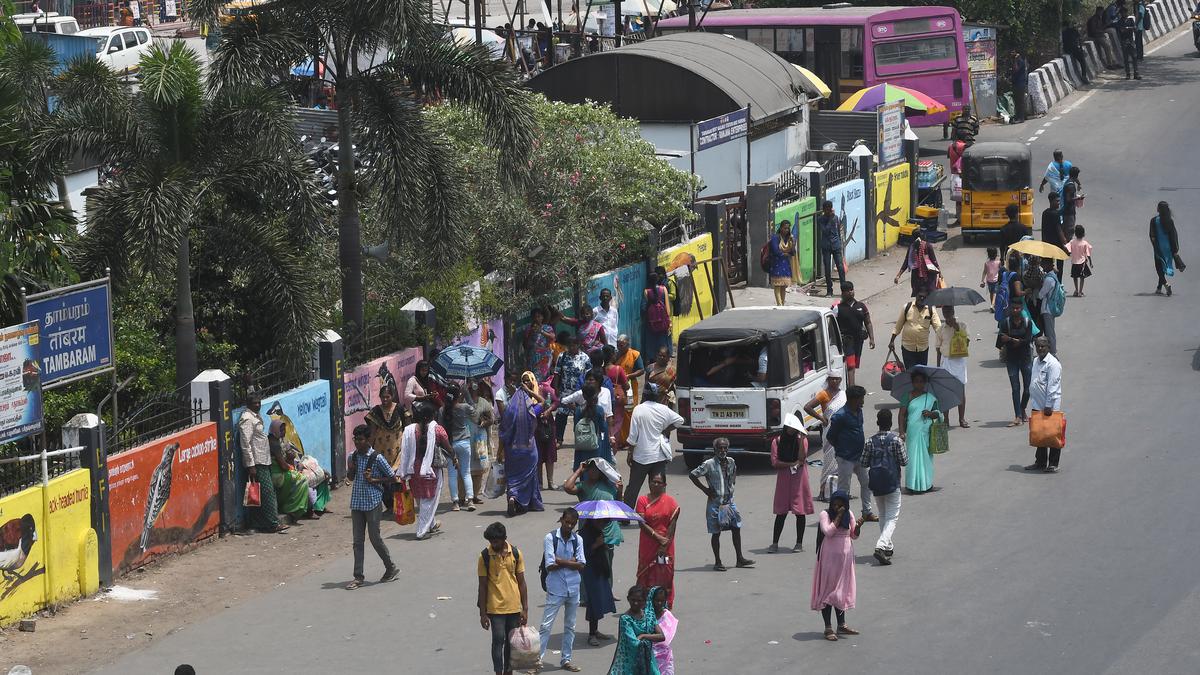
[679, 342, 767, 389]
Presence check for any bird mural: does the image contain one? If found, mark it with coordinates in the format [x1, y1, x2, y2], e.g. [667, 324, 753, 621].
[877, 173, 902, 231]
[376, 362, 397, 396]
[139, 442, 180, 551]
[0, 513, 42, 600]
[266, 401, 306, 458]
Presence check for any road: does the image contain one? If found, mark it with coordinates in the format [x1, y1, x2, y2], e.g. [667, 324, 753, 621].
[89, 27, 1200, 675]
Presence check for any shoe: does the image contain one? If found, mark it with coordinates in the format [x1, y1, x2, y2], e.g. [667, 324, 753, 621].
[346, 579, 363, 590]
[587, 634, 601, 646]
[837, 625, 861, 636]
[1044, 465, 1059, 473]
[1166, 285, 1172, 296]
[736, 558, 756, 568]
[883, 548, 893, 558]
[1134, 75, 1142, 80]
[862, 513, 880, 523]
[1125, 74, 1131, 79]
[1155, 285, 1164, 295]
[593, 631, 613, 641]
[472, 497, 484, 504]
[451, 503, 460, 512]
[561, 662, 581, 673]
[1024, 463, 1046, 471]
[767, 543, 779, 553]
[793, 542, 805, 553]
[874, 549, 892, 566]
[380, 567, 400, 583]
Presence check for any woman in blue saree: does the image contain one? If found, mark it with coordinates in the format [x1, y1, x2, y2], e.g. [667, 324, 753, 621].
[898, 370, 942, 494]
[499, 371, 545, 517]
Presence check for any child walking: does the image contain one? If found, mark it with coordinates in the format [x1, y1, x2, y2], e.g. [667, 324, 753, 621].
[1066, 225, 1093, 297]
[980, 247, 1000, 308]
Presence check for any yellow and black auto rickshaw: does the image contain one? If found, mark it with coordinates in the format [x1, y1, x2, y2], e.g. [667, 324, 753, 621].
[959, 142, 1033, 244]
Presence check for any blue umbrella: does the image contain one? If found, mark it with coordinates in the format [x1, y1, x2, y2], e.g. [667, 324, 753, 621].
[432, 344, 503, 380]
[574, 499, 644, 522]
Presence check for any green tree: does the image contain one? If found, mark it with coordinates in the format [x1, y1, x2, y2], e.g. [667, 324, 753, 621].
[193, 0, 535, 336]
[38, 41, 328, 387]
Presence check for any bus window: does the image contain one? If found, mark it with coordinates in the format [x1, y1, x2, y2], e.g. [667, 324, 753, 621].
[776, 28, 813, 67]
[747, 28, 774, 52]
[840, 28, 864, 80]
[873, 36, 958, 72]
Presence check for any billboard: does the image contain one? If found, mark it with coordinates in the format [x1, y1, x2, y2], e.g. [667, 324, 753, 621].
[825, 179, 868, 265]
[106, 423, 220, 576]
[0, 321, 44, 445]
[878, 100, 906, 170]
[24, 279, 113, 387]
[773, 197, 817, 282]
[696, 107, 749, 151]
[874, 163, 911, 252]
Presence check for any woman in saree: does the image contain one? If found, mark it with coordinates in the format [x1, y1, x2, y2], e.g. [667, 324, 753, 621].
[268, 420, 311, 520]
[603, 345, 630, 442]
[365, 383, 406, 509]
[894, 233, 941, 297]
[898, 370, 942, 494]
[644, 347, 676, 410]
[559, 303, 608, 358]
[649, 587, 677, 675]
[405, 360, 444, 416]
[400, 402, 455, 540]
[802, 367, 846, 501]
[613, 335, 644, 448]
[608, 585, 663, 675]
[498, 372, 546, 517]
[564, 458, 625, 644]
[635, 468, 679, 608]
[523, 307, 558, 381]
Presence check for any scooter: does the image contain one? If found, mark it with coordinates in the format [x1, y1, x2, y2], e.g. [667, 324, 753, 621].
[1193, 10, 1200, 53]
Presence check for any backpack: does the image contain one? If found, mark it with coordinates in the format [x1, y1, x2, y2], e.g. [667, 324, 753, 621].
[1141, 3, 1151, 30]
[481, 546, 521, 576]
[1022, 264, 1044, 296]
[348, 449, 377, 479]
[994, 270, 1013, 322]
[759, 241, 771, 273]
[1046, 273, 1066, 317]
[573, 414, 599, 453]
[645, 287, 671, 333]
[538, 532, 578, 592]
[866, 436, 900, 496]
[948, 326, 970, 358]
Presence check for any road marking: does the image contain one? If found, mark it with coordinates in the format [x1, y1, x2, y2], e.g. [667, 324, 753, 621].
[1034, 129, 1046, 135]
[1060, 87, 1100, 114]
[1042, 122, 1053, 127]
[1052, 116, 1063, 121]
[1027, 137, 1039, 142]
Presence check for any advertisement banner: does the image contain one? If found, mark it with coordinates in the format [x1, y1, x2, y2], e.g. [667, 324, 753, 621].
[874, 163, 911, 252]
[825, 179, 868, 264]
[0, 321, 44, 445]
[106, 423, 220, 577]
[25, 281, 113, 387]
[878, 100, 906, 170]
[696, 107, 749, 151]
[657, 234, 716, 345]
[773, 197, 818, 282]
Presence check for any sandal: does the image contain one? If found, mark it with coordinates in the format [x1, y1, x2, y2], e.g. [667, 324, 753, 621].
[1007, 419, 1021, 428]
[588, 635, 601, 646]
[346, 579, 363, 590]
[837, 625, 860, 636]
[713, 563, 727, 572]
[824, 628, 838, 641]
[959, 422, 970, 428]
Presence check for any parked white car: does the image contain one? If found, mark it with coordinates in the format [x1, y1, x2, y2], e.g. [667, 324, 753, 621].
[77, 27, 154, 75]
[14, 12, 81, 34]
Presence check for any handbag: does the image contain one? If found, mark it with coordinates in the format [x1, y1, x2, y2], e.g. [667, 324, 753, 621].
[928, 419, 950, 454]
[431, 444, 453, 470]
[1029, 410, 1066, 449]
[482, 461, 506, 499]
[243, 475, 261, 507]
[394, 486, 416, 525]
[881, 348, 905, 391]
[716, 502, 740, 531]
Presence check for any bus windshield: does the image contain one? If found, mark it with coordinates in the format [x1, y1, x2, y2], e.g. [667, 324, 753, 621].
[873, 36, 958, 72]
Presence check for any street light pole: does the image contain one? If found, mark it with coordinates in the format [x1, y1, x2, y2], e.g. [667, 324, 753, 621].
[475, 0, 484, 45]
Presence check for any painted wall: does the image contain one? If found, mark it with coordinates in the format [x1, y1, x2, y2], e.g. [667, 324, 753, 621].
[773, 197, 818, 282]
[874, 163, 911, 253]
[106, 423, 220, 577]
[582, 262, 648, 354]
[825, 178, 868, 264]
[656, 234, 717, 345]
[343, 347, 423, 455]
[0, 468, 98, 626]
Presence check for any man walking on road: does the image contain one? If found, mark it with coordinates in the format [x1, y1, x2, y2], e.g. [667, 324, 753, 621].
[1026, 337, 1064, 473]
[834, 282, 875, 388]
[817, 200, 846, 297]
[1042, 192, 1068, 279]
[1038, 149, 1073, 197]
[889, 291, 941, 369]
[479, 522, 528, 675]
[828, 385, 876, 523]
[346, 424, 399, 590]
[860, 409, 906, 566]
[689, 437, 755, 572]
[622, 383, 683, 508]
[238, 391, 287, 534]
[536, 509, 586, 673]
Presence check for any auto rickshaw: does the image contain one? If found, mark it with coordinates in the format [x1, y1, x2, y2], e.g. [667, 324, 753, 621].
[959, 142, 1034, 244]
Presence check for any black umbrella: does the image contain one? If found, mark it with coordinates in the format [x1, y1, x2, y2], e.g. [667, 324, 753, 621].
[925, 286, 986, 307]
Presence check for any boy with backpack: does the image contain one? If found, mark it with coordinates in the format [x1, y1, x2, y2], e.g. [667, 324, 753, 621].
[860, 409, 907, 567]
[478, 522, 529, 675]
[535, 508, 586, 673]
[1035, 259, 1066, 355]
[346, 424, 399, 590]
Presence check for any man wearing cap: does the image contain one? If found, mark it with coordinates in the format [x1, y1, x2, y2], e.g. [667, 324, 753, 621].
[826, 385, 877, 522]
[622, 383, 684, 508]
[834, 282, 874, 388]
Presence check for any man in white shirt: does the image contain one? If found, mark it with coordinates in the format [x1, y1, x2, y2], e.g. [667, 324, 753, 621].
[1026, 337, 1064, 473]
[237, 391, 287, 533]
[593, 288, 620, 348]
[621, 384, 684, 507]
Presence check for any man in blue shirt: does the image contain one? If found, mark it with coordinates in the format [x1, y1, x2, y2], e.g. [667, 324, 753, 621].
[827, 386, 876, 522]
[347, 424, 399, 590]
[536, 508, 586, 672]
[817, 200, 846, 297]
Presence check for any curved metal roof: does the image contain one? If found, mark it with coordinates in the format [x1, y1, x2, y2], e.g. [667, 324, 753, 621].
[527, 32, 813, 124]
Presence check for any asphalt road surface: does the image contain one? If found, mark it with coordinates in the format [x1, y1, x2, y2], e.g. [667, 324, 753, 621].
[91, 27, 1200, 675]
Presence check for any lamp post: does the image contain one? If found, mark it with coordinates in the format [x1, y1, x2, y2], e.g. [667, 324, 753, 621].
[849, 143, 876, 258]
[401, 296, 437, 359]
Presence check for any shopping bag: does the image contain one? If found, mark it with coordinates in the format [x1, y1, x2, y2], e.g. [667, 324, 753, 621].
[473, 438, 491, 471]
[951, 174, 963, 201]
[509, 625, 540, 668]
[881, 348, 905, 391]
[394, 486, 416, 525]
[243, 478, 261, 507]
[482, 461, 506, 499]
[928, 420, 950, 455]
[1029, 411, 1066, 449]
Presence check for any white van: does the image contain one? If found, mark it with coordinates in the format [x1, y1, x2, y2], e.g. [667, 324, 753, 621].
[675, 306, 844, 468]
[14, 12, 81, 34]
[77, 27, 154, 75]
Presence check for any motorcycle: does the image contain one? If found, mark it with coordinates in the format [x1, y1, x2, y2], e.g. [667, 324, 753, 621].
[1193, 11, 1200, 53]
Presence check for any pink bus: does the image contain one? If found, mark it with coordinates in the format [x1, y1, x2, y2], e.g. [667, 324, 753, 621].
[656, 5, 969, 127]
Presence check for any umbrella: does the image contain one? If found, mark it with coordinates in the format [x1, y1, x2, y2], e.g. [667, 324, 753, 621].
[574, 499, 644, 522]
[792, 64, 832, 99]
[889, 365, 965, 411]
[926, 286, 987, 307]
[1009, 240, 1070, 260]
[431, 344, 503, 379]
[624, 0, 678, 15]
[837, 83, 948, 115]
[449, 27, 506, 59]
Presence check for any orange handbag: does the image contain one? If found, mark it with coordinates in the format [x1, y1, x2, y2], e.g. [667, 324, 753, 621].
[1029, 411, 1066, 449]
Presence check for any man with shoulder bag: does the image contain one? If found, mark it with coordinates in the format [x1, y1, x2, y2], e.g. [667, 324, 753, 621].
[861, 409, 907, 566]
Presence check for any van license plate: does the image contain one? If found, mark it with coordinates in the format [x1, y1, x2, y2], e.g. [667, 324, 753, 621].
[710, 407, 747, 420]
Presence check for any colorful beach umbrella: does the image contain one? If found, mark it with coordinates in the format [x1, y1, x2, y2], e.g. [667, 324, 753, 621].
[836, 83, 948, 115]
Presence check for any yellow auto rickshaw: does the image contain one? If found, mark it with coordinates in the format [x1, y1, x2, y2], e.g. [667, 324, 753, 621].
[959, 142, 1033, 244]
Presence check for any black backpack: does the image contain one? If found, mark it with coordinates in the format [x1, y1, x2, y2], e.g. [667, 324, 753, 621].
[538, 532, 579, 591]
[481, 546, 521, 575]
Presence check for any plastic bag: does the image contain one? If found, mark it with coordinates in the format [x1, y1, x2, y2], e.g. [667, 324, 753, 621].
[482, 462, 506, 499]
[509, 625, 540, 668]
[243, 478, 261, 507]
[1029, 411, 1066, 449]
[394, 486, 416, 525]
[928, 420, 950, 455]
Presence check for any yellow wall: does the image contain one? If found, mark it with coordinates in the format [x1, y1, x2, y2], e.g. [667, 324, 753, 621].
[0, 469, 97, 626]
[874, 163, 911, 253]
[657, 234, 716, 346]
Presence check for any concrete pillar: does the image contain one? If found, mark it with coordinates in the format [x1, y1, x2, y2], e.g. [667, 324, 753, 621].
[697, 201, 729, 313]
[317, 330, 347, 483]
[191, 370, 237, 534]
[745, 182, 776, 289]
[854, 151, 876, 258]
[902, 135, 919, 215]
[63, 413, 111, 587]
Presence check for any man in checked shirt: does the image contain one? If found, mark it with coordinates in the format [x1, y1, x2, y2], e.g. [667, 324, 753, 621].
[859, 409, 907, 567]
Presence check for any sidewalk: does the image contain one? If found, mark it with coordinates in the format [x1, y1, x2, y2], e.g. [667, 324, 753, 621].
[731, 243, 909, 310]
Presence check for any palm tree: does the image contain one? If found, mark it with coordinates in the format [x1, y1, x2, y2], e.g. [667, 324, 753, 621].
[38, 41, 328, 388]
[193, 0, 535, 335]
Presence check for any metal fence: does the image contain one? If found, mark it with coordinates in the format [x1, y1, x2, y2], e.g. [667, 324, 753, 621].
[344, 315, 417, 369]
[230, 349, 313, 405]
[771, 168, 811, 208]
[104, 387, 207, 456]
[0, 438, 80, 497]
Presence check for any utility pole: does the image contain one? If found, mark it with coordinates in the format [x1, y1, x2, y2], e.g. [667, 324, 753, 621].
[475, 0, 483, 44]
[615, 0, 623, 46]
[688, 0, 695, 30]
